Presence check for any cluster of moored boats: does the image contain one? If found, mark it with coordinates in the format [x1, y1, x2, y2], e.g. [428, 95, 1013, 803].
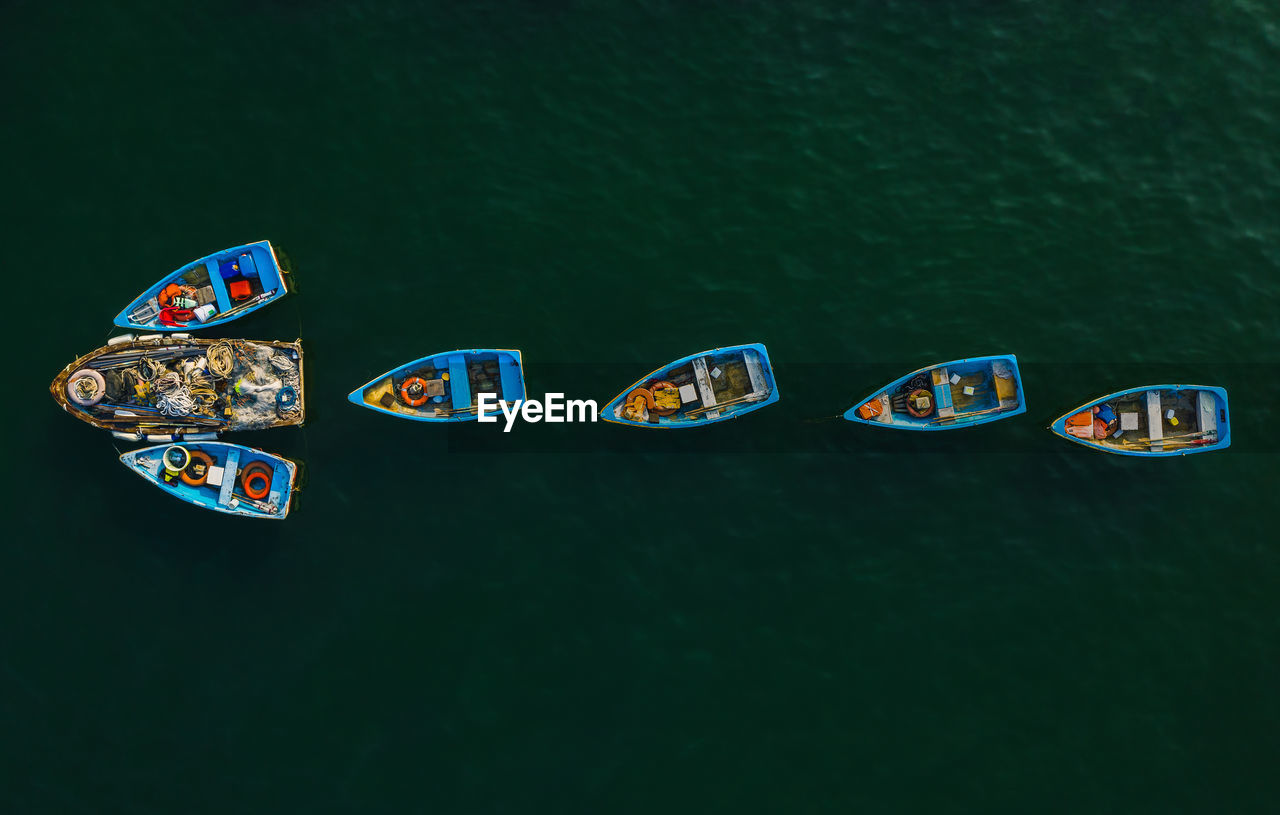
[51, 241, 1232, 520]
[51, 242, 304, 519]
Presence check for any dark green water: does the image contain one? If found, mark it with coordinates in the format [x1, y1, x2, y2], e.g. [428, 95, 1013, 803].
[6, 1, 1280, 811]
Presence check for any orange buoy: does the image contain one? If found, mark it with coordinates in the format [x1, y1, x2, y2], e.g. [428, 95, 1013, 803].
[400, 377, 430, 407]
[905, 388, 934, 418]
[241, 462, 273, 500]
[181, 451, 214, 486]
[626, 387, 656, 410]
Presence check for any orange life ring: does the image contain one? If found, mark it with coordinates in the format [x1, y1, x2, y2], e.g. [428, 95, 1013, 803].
[181, 451, 214, 486]
[905, 388, 935, 418]
[648, 380, 679, 416]
[626, 387, 655, 410]
[400, 377, 430, 407]
[241, 462, 273, 500]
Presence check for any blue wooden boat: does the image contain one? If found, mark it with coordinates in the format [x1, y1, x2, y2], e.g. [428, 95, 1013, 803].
[115, 240, 290, 331]
[602, 343, 780, 428]
[348, 349, 526, 422]
[119, 441, 298, 519]
[1049, 385, 1230, 456]
[844, 354, 1026, 430]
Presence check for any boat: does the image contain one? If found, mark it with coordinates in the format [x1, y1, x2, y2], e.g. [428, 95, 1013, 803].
[51, 334, 305, 441]
[843, 354, 1026, 430]
[602, 343, 780, 428]
[348, 349, 526, 422]
[120, 441, 298, 519]
[1049, 385, 1230, 456]
[114, 240, 290, 331]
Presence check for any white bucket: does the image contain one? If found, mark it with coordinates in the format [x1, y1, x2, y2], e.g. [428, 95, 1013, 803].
[194, 304, 218, 323]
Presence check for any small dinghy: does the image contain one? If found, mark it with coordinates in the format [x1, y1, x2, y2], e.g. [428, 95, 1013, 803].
[115, 241, 290, 331]
[844, 354, 1026, 430]
[120, 442, 298, 519]
[51, 334, 305, 441]
[348, 349, 526, 422]
[602, 343, 780, 428]
[1050, 385, 1230, 456]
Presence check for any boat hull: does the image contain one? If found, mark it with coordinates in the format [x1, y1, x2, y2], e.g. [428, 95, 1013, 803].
[1049, 385, 1230, 456]
[120, 441, 297, 519]
[348, 349, 525, 422]
[50, 335, 305, 436]
[602, 342, 780, 428]
[114, 240, 289, 331]
[843, 354, 1026, 431]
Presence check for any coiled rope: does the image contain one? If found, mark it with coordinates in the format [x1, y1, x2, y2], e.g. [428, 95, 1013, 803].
[207, 342, 235, 379]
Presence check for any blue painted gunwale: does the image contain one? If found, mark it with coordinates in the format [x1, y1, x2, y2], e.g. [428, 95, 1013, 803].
[601, 342, 781, 429]
[347, 349, 526, 423]
[842, 354, 1027, 431]
[1048, 385, 1231, 457]
[119, 441, 297, 519]
[114, 240, 288, 331]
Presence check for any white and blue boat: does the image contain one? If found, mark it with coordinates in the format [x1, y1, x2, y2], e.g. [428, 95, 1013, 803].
[844, 354, 1026, 430]
[1049, 385, 1230, 456]
[120, 441, 298, 519]
[602, 343, 780, 428]
[115, 240, 290, 331]
[348, 349, 526, 422]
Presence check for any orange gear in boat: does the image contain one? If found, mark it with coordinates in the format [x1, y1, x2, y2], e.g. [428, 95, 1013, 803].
[648, 380, 679, 416]
[158, 283, 183, 307]
[241, 462, 272, 500]
[856, 400, 883, 420]
[905, 388, 934, 418]
[627, 387, 656, 410]
[400, 377, 430, 407]
[181, 451, 214, 486]
[1065, 412, 1092, 427]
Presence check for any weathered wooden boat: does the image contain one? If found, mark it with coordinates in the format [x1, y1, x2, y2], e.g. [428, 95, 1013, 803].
[120, 441, 298, 519]
[348, 349, 526, 422]
[1049, 385, 1230, 456]
[602, 343, 780, 428]
[844, 354, 1026, 430]
[114, 240, 290, 331]
[51, 334, 305, 441]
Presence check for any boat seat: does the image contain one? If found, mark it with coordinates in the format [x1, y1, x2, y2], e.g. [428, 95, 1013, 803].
[1146, 391, 1164, 450]
[930, 368, 955, 418]
[692, 357, 717, 408]
[218, 448, 241, 506]
[498, 358, 524, 401]
[448, 355, 472, 411]
[1196, 390, 1218, 435]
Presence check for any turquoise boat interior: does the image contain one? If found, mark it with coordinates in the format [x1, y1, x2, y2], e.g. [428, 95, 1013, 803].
[120, 441, 296, 519]
[115, 241, 287, 331]
[844, 355, 1025, 430]
[1049, 385, 1230, 456]
[348, 349, 525, 422]
[602, 343, 779, 428]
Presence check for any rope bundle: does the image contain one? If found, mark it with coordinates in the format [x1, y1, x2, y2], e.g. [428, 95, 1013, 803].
[207, 342, 235, 379]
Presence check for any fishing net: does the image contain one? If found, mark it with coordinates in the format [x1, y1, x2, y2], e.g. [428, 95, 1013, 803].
[225, 342, 302, 428]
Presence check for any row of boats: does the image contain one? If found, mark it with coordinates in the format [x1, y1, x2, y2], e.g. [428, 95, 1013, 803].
[50, 241, 1234, 520]
[346, 345, 1230, 457]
